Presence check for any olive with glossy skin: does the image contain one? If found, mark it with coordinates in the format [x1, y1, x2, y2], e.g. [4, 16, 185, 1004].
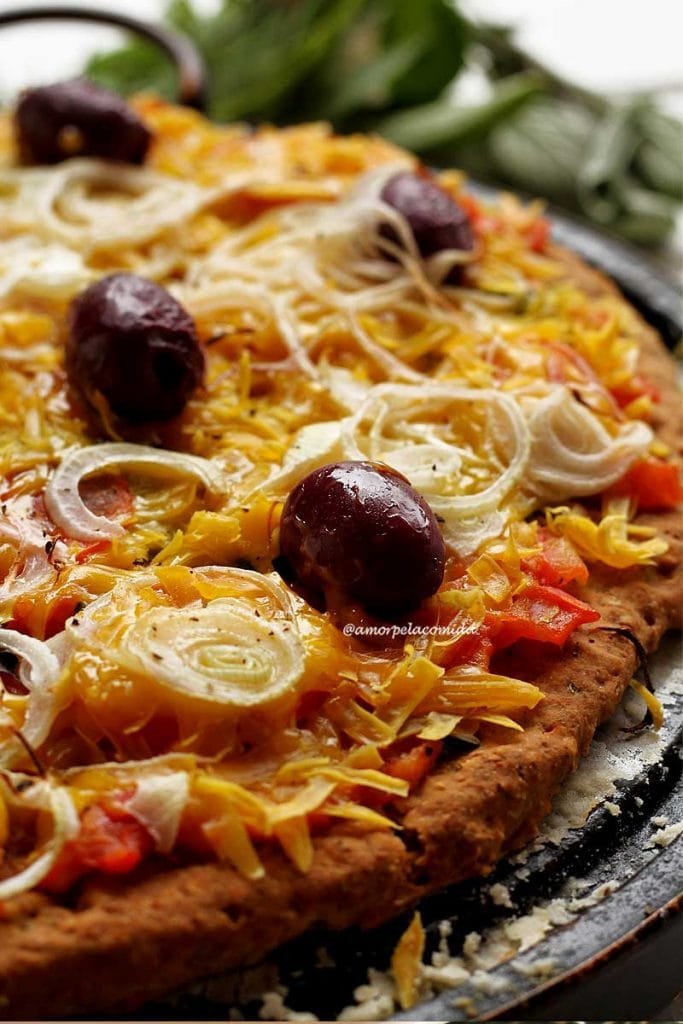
[380, 171, 474, 266]
[15, 79, 151, 165]
[279, 461, 446, 616]
[67, 274, 205, 422]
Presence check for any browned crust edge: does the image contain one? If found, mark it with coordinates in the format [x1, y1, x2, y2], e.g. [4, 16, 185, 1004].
[0, 250, 681, 1019]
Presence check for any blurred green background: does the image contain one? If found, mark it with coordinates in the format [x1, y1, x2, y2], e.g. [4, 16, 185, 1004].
[85, 0, 683, 248]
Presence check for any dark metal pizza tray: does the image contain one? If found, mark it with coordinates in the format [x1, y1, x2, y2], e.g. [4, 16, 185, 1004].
[1, 8, 681, 1020]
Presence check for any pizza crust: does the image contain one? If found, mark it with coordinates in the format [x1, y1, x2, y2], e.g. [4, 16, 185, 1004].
[0, 253, 681, 1019]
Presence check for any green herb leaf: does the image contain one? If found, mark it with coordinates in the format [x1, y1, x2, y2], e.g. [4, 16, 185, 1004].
[633, 105, 683, 200]
[375, 73, 542, 153]
[316, 34, 428, 120]
[576, 100, 642, 223]
[87, 39, 176, 100]
[482, 97, 595, 201]
[380, 0, 469, 108]
[608, 176, 678, 246]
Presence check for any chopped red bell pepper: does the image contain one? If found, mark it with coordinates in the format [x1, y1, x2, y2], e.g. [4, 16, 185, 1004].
[41, 803, 153, 893]
[488, 584, 600, 649]
[608, 458, 683, 511]
[522, 531, 589, 588]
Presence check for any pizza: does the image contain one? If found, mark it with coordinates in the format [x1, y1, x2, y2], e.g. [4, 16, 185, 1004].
[0, 80, 681, 1018]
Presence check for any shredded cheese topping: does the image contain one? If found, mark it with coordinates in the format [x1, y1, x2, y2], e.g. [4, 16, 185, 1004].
[0, 99, 674, 891]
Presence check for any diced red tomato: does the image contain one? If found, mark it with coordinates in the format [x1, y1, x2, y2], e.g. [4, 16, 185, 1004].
[79, 474, 134, 520]
[488, 584, 600, 649]
[41, 803, 153, 893]
[522, 531, 589, 588]
[385, 741, 443, 790]
[610, 375, 660, 409]
[527, 217, 550, 252]
[438, 624, 493, 672]
[608, 458, 683, 511]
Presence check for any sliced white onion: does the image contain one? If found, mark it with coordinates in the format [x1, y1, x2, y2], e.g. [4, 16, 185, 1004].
[61, 752, 199, 781]
[0, 629, 61, 766]
[0, 782, 79, 900]
[263, 383, 530, 556]
[1, 160, 207, 254]
[125, 772, 189, 853]
[345, 162, 416, 204]
[125, 596, 304, 708]
[45, 443, 227, 542]
[0, 236, 93, 302]
[261, 420, 352, 497]
[187, 165, 436, 380]
[180, 279, 317, 377]
[263, 383, 530, 554]
[350, 383, 529, 518]
[0, 538, 53, 611]
[317, 363, 374, 414]
[525, 387, 653, 500]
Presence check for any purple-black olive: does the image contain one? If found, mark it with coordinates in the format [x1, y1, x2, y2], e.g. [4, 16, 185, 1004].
[67, 274, 204, 422]
[15, 79, 151, 165]
[279, 461, 446, 617]
[379, 171, 474, 273]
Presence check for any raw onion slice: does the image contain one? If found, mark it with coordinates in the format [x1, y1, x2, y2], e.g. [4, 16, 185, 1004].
[125, 596, 304, 708]
[0, 782, 79, 900]
[260, 419, 351, 496]
[0, 629, 61, 766]
[0, 515, 54, 610]
[0, 236, 93, 302]
[349, 383, 529, 519]
[526, 387, 653, 499]
[125, 772, 189, 853]
[45, 443, 226, 542]
[1, 160, 206, 254]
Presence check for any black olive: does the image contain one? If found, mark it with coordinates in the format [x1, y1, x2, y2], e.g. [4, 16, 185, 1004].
[15, 79, 151, 165]
[379, 171, 474, 276]
[67, 274, 205, 422]
[279, 461, 446, 616]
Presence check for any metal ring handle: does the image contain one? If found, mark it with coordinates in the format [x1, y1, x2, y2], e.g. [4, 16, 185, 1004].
[0, 5, 207, 110]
